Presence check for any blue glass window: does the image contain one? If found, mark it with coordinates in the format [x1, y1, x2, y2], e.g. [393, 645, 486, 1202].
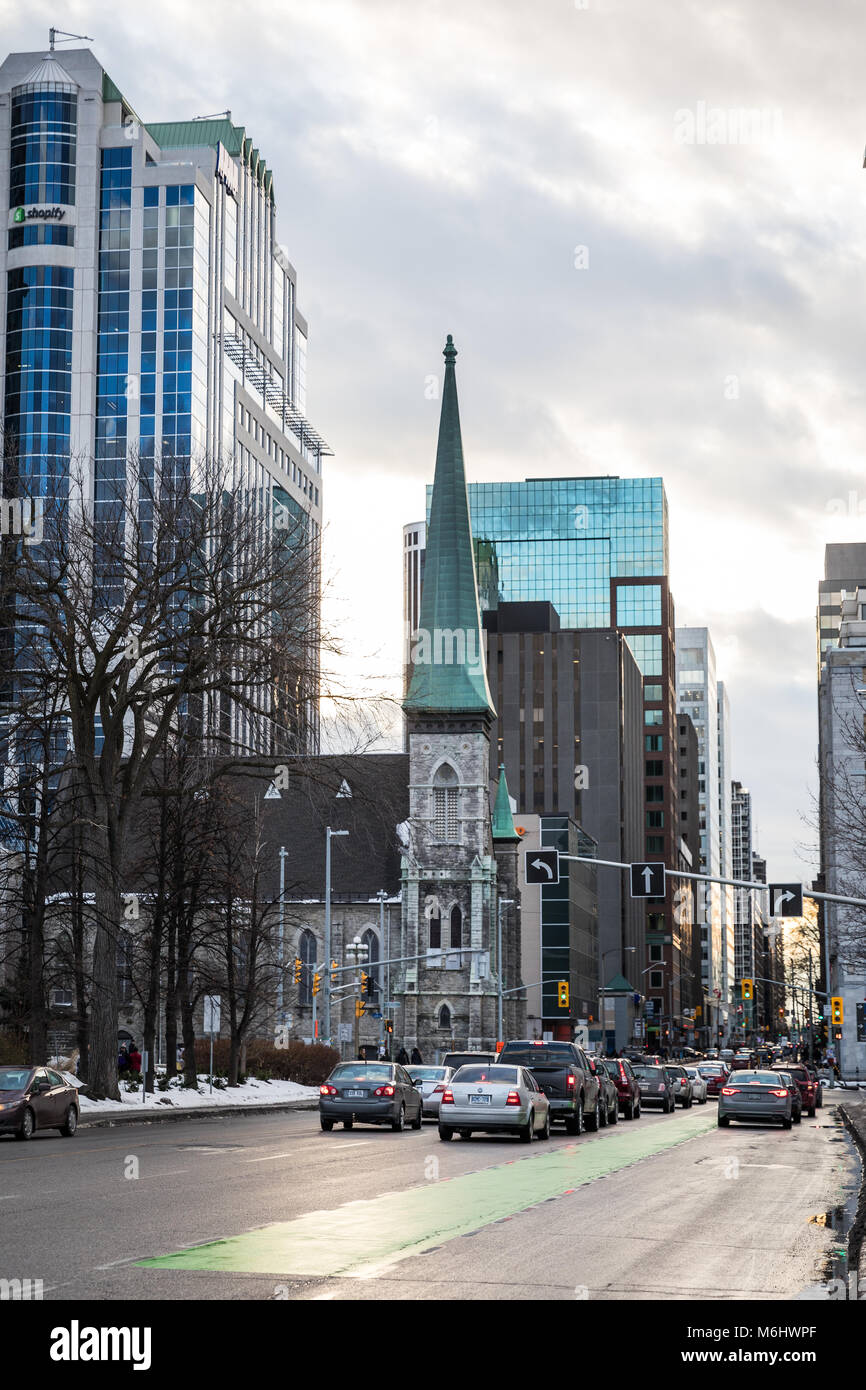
[10, 88, 77, 207]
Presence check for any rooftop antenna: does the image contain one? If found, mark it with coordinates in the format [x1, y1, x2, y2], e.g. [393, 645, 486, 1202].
[48, 28, 94, 51]
[192, 110, 232, 122]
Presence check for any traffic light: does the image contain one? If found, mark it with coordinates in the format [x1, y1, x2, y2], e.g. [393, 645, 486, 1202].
[364, 972, 375, 998]
[778, 1007, 784, 1018]
[355, 999, 366, 1018]
[741, 978, 753, 1001]
[293, 957, 301, 984]
[831, 997, 844, 1026]
[384, 1018, 393, 1034]
[360, 971, 368, 996]
[557, 980, 570, 1009]
[312, 972, 321, 996]
[331, 959, 339, 985]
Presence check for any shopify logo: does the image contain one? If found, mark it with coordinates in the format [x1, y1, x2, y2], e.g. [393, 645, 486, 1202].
[13, 207, 25, 222]
[14, 205, 66, 222]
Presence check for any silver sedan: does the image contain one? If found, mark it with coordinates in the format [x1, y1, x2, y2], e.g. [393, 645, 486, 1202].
[717, 1070, 793, 1129]
[408, 1065, 454, 1120]
[438, 1064, 551, 1143]
[683, 1067, 708, 1103]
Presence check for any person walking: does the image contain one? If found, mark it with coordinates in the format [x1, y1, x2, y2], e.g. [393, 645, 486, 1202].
[410, 1046, 423, 1065]
[117, 1045, 129, 1078]
[128, 1044, 142, 1076]
[396, 1046, 409, 1065]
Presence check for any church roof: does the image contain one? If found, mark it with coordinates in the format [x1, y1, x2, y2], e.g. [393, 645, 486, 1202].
[403, 336, 495, 717]
[491, 765, 520, 841]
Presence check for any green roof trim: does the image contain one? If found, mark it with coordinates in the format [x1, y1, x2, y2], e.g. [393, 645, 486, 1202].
[404, 336, 495, 717]
[145, 119, 245, 156]
[102, 72, 125, 104]
[603, 972, 635, 993]
[491, 765, 520, 841]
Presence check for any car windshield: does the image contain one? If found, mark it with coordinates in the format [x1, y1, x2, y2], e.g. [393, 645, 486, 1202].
[453, 1065, 520, 1084]
[329, 1064, 392, 1081]
[664, 1067, 685, 1077]
[633, 1066, 663, 1078]
[443, 1054, 495, 1069]
[602, 1059, 622, 1073]
[408, 1067, 448, 1081]
[498, 1046, 573, 1067]
[786, 1067, 809, 1080]
[736, 1071, 784, 1085]
[0, 1066, 32, 1091]
[699, 1065, 725, 1074]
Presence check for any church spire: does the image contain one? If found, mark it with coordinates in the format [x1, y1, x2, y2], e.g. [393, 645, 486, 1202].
[404, 335, 495, 716]
[491, 764, 520, 841]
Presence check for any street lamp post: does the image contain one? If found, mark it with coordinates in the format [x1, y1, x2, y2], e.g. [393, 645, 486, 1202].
[277, 846, 287, 1019]
[346, 933, 369, 1059]
[497, 899, 514, 1048]
[323, 827, 349, 1047]
[375, 890, 389, 1054]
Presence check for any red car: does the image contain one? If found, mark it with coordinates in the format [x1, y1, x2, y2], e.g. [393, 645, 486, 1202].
[697, 1064, 730, 1098]
[784, 1064, 818, 1118]
[601, 1057, 642, 1120]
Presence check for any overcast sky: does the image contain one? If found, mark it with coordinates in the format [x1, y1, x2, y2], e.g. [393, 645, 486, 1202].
[7, 0, 866, 881]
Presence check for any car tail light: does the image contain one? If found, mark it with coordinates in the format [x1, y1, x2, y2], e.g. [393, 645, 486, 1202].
[618, 1063, 628, 1083]
[319, 1084, 337, 1096]
[769, 1089, 788, 1098]
[721, 1087, 739, 1096]
[441, 1089, 454, 1105]
[506, 1090, 521, 1106]
[566, 1073, 575, 1091]
[432, 1084, 446, 1094]
[374, 1084, 395, 1097]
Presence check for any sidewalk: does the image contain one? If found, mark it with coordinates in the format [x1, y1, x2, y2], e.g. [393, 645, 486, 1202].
[74, 1073, 320, 1128]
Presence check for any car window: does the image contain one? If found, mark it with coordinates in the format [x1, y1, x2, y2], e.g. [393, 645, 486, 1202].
[408, 1067, 447, 1081]
[453, 1065, 519, 1084]
[498, 1044, 576, 1067]
[0, 1067, 33, 1091]
[47, 1069, 65, 1086]
[330, 1064, 393, 1081]
[396, 1067, 413, 1086]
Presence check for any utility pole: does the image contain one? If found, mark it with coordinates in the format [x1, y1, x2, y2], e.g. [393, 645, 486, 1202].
[376, 890, 389, 1055]
[323, 827, 349, 1047]
[346, 934, 368, 1060]
[497, 898, 514, 1048]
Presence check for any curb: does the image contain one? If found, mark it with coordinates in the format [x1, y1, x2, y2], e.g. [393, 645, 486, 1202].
[78, 1097, 319, 1128]
[837, 1101, 866, 1292]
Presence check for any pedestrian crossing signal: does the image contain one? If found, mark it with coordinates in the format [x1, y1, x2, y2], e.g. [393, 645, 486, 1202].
[831, 997, 844, 1026]
[557, 980, 570, 1009]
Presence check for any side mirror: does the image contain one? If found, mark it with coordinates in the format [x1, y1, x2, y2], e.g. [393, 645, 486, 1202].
[35, 1081, 51, 1094]
[413, 1077, 423, 1086]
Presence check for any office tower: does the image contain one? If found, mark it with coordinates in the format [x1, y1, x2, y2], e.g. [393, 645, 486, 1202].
[0, 45, 328, 752]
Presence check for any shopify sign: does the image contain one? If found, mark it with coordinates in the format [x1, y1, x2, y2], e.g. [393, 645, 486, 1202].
[14, 206, 67, 222]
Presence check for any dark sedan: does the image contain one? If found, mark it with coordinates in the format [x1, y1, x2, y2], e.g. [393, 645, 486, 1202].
[586, 1054, 619, 1126]
[319, 1062, 423, 1132]
[0, 1065, 80, 1140]
[632, 1064, 676, 1112]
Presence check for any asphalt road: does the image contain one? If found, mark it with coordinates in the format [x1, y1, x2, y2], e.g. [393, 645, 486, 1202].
[1, 1095, 859, 1301]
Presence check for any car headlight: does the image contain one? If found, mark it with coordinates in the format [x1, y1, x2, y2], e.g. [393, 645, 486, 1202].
[0, 1100, 22, 1112]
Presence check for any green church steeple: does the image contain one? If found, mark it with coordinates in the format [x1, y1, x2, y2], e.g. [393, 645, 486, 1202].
[491, 765, 520, 841]
[404, 336, 495, 716]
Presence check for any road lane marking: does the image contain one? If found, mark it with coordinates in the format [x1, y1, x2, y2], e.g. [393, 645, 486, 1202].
[138, 1109, 717, 1281]
[243, 1153, 298, 1163]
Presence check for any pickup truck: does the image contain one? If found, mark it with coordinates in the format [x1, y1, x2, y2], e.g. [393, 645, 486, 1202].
[497, 1040, 600, 1134]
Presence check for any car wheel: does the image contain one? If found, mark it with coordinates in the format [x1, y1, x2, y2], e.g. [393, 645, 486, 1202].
[609, 1099, 618, 1124]
[320, 1118, 334, 1131]
[59, 1106, 78, 1137]
[717, 1114, 730, 1127]
[585, 1096, 601, 1132]
[564, 1098, 584, 1136]
[539, 1109, 551, 1140]
[519, 1110, 534, 1143]
[624, 1099, 635, 1120]
[411, 1103, 423, 1130]
[343, 1120, 354, 1130]
[782, 1117, 793, 1130]
[438, 1126, 454, 1141]
[808, 1107, 816, 1118]
[458, 1129, 472, 1140]
[794, 1110, 802, 1124]
[700, 1095, 707, 1105]
[15, 1107, 35, 1141]
[391, 1104, 406, 1132]
[635, 1099, 641, 1118]
[685, 1097, 693, 1108]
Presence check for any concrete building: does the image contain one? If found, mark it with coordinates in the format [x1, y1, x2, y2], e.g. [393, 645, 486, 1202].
[0, 44, 329, 753]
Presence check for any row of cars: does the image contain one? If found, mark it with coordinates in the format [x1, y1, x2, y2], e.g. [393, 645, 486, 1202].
[319, 1042, 712, 1141]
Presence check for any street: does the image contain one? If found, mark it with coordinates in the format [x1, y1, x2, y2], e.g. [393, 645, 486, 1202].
[2, 1097, 858, 1301]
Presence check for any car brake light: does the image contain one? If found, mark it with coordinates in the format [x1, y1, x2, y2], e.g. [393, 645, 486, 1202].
[319, 1084, 337, 1096]
[506, 1090, 521, 1106]
[374, 1084, 395, 1097]
[721, 1087, 738, 1096]
[441, 1089, 454, 1105]
[619, 1063, 627, 1083]
[769, 1089, 788, 1098]
[432, 1084, 445, 1094]
[566, 1073, 575, 1091]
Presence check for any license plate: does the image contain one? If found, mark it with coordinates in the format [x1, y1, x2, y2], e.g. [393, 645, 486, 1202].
[469, 1094, 491, 1105]
[345, 1090, 366, 1098]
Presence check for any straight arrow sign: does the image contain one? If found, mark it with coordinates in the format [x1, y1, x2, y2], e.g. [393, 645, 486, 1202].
[630, 862, 665, 898]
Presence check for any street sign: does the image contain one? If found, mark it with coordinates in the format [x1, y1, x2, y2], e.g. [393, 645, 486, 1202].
[770, 883, 803, 917]
[525, 849, 559, 884]
[203, 995, 221, 1034]
[338, 1023, 352, 1042]
[630, 862, 665, 898]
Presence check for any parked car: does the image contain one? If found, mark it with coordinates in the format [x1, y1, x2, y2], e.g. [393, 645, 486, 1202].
[683, 1067, 708, 1103]
[441, 1051, 497, 1072]
[601, 1056, 642, 1119]
[777, 1070, 802, 1124]
[0, 1065, 80, 1140]
[408, 1065, 455, 1121]
[717, 1070, 793, 1129]
[438, 1064, 550, 1142]
[586, 1054, 619, 1126]
[319, 1061, 423, 1131]
[631, 1064, 674, 1112]
[664, 1064, 694, 1107]
[805, 1064, 823, 1108]
[497, 1040, 600, 1134]
[697, 1063, 730, 1099]
[783, 1064, 818, 1117]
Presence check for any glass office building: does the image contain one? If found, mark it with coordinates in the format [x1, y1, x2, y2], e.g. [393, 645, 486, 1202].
[0, 45, 329, 753]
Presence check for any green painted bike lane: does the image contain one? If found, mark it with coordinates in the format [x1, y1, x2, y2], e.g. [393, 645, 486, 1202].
[138, 1109, 716, 1280]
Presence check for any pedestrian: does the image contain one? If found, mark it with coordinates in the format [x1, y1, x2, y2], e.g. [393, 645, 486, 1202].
[176, 1045, 184, 1073]
[377, 1042, 387, 1060]
[357, 1045, 367, 1062]
[117, 1045, 129, 1077]
[128, 1044, 142, 1075]
[396, 1046, 409, 1065]
[410, 1046, 423, 1064]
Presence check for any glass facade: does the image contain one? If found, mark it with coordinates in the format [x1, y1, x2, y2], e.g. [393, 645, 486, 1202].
[161, 185, 195, 459]
[454, 478, 667, 629]
[4, 264, 73, 497]
[8, 223, 73, 248]
[10, 86, 77, 207]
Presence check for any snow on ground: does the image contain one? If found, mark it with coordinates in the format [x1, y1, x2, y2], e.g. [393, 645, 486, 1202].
[73, 1073, 319, 1116]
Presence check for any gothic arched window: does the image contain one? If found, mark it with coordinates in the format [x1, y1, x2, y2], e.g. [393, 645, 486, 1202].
[299, 928, 316, 1006]
[432, 763, 459, 841]
[437, 1003, 452, 1032]
[450, 904, 462, 949]
[362, 927, 381, 994]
